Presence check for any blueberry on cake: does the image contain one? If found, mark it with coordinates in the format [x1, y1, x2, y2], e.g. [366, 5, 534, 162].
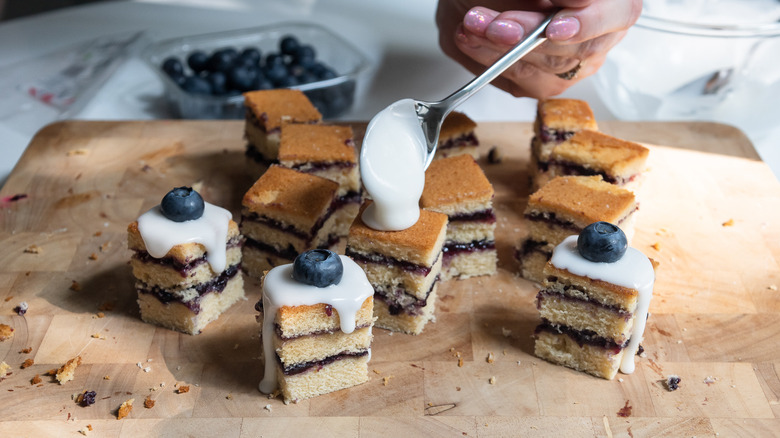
[533, 98, 598, 163]
[278, 123, 362, 218]
[517, 176, 637, 284]
[534, 130, 650, 190]
[346, 202, 448, 335]
[420, 154, 496, 280]
[258, 249, 374, 404]
[243, 89, 322, 175]
[434, 111, 479, 160]
[128, 187, 245, 335]
[534, 222, 655, 379]
[241, 165, 351, 278]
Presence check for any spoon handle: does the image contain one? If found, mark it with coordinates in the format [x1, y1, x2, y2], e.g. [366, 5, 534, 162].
[437, 13, 555, 111]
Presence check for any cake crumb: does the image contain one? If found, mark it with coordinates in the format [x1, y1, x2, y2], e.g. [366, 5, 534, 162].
[486, 352, 495, 364]
[487, 146, 503, 164]
[143, 367, 151, 373]
[0, 324, 14, 341]
[56, 356, 83, 384]
[489, 376, 496, 385]
[3, 296, 11, 302]
[67, 148, 89, 156]
[618, 378, 624, 383]
[177, 385, 190, 394]
[769, 284, 777, 291]
[24, 244, 42, 254]
[651, 242, 661, 251]
[91, 333, 106, 340]
[13, 301, 28, 316]
[663, 375, 681, 391]
[21, 358, 34, 369]
[226, 394, 233, 400]
[70, 281, 82, 291]
[30, 374, 42, 385]
[78, 427, 89, 436]
[264, 404, 272, 412]
[100, 242, 110, 252]
[144, 396, 155, 409]
[116, 399, 134, 420]
[501, 327, 511, 337]
[20, 347, 32, 354]
[382, 375, 395, 386]
[458, 358, 464, 368]
[372, 369, 381, 375]
[96, 312, 105, 318]
[0, 361, 11, 377]
[98, 302, 114, 311]
[103, 375, 111, 380]
[704, 376, 717, 386]
[88, 253, 98, 261]
[722, 218, 735, 227]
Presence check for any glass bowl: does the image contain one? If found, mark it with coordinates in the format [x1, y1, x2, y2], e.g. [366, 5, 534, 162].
[142, 22, 369, 119]
[592, 0, 780, 139]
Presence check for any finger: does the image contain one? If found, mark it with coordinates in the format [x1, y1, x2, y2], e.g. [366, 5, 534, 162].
[463, 7, 499, 37]
[547, 0, 642, 43]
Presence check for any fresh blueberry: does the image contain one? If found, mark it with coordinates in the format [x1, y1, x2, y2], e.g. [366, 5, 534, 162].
[228, 64, 258, 91]
[292, 45, 316, 68]
[317, 66, 337, 80]
[292, 249, 343, 287]
[161, 57, 184, 78]
[253, 75, 274, 91]
[208, 48, 238, 72]
[296, 71, 318, 84]
[238, 47, 261, 65]
[275, 74, 299, 88]
[577, 221, 627, 263]
[280, 35, 300, 55]
[205, 70, 227, 95]
[263, 63, 288, 83]
[180, 75, 212, 95]
[265, 52, 284, 67]
[187, 51, 209, 73]
[160, 187, 205, 222]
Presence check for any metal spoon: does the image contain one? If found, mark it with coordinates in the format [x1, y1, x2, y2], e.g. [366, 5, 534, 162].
[417, 12, 556, 168]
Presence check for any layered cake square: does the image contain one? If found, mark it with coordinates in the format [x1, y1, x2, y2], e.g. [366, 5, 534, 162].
[517, 176, 637, 283]
[420, 154, 497, 280]
[434, 111, 479, 160]
[278, 123, 362, 219]
[243, 89, 322, 173]
[241, 165, 352, 278]
[532, 98, 598, 163]
[534, 130, 649, 190]
[534, 229, 655, 379]
[128, 189, 244, 335]
[258, 251, 374, 404]
[346, 202, 448, 335]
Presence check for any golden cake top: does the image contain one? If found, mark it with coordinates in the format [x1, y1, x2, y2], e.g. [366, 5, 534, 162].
[278, 123, 356, 163]
[243, 89, 322, 131]
[537, 99, 598, 131]
[550, 130, 649, 177]
[420, 154, 493, 214]
[127, 219, 239, 262]
[526, 176, 636, 225]
[348, 201, 448, 267]
[242, 166, 338, 230]
[439, 111, 477, 141]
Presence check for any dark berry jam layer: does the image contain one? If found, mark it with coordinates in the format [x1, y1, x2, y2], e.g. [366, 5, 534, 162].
[276, 322, 372, 340]
[345, 249, 436, 277]
[535, 319, 627, 354]
[539, 126, 575, 144]
[443, 239, 495, 259]
[516, 239, 551, 259]
[536, 290, 631, 321]
[546, 160, 639, 185]
[290, 160, 356, 172]
[244, 237, 298, 261]
[439, 132, 478, 150]
[448, 209, 495, 224]
[279, 349, 369, 376]
[374, 275, 439, 316]
[133, 238, 242, 277]
[137, 263, 241, 314]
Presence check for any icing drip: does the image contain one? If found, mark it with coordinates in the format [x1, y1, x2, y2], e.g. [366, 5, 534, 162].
[549, 235, 654, 374]
[259, 255, 374, 394]
[137, 202, 232, 273]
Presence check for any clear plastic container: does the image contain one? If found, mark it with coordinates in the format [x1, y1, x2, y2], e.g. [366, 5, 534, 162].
[142, 22, 369, 119]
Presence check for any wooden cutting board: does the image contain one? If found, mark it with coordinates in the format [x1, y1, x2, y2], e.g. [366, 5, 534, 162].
[0, 120, 778, 437]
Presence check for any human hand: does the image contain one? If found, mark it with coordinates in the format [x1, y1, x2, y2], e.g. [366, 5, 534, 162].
[436, 0, 642, 99]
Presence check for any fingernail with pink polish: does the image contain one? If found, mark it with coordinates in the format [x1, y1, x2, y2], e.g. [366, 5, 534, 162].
[486, 20, 524, 45]
[547, 16, 580, 40]
[464, 8, 495, 34]
[456, 25, 482, 49]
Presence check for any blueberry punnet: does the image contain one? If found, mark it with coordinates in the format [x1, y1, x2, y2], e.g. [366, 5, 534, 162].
[160, 187, 205, 222]
[577, 221, 627, 263]
[292, 249, 343, 287]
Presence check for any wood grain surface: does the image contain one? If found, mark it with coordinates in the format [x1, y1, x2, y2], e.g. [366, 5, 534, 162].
[0, 120, 778, 437]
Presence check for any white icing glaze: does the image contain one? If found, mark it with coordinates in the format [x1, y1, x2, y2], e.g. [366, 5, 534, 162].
[137, 202, 232, 273]
[359, 98, 426, 231]
[550, 235, 655, 374]
[258, 255, 374, 394]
